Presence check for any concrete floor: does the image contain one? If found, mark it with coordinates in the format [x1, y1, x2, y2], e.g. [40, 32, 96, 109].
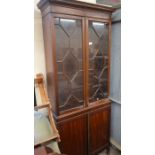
[98, 146, 121, 155]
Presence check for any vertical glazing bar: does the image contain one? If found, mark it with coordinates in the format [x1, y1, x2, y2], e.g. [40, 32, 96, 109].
[82, 17, 87, 107]
[85, 17, 89, 106]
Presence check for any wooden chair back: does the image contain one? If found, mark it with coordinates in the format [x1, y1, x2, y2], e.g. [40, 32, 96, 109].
[34, 73, 60, 147]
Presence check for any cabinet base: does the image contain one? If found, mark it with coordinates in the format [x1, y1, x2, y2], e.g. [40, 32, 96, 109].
[55, 102, 111, 155]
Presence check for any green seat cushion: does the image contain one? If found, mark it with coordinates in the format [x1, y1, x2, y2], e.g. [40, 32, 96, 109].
[34, 111, 60, 153]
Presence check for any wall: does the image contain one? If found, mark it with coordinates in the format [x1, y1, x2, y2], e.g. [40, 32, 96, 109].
[34, 0, 46, 77]
[110, 8, 121, 148]
[96, 0, 121, 6]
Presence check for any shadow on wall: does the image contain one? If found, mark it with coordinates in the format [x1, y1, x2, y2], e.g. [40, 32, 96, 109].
[34, 0, 46, 79]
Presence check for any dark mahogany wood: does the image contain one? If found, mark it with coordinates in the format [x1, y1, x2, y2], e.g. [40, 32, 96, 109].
[42, 13, 59, 115]
[89, 106, 111, 155]
[38, 0, 115, 154]
[57, 114, 88, 155]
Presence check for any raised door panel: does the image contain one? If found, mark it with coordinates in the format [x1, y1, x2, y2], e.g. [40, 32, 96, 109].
[89, 106, 110, 154]
[57, 115, 88, 155]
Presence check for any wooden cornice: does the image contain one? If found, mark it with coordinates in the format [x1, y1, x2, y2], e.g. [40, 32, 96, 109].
[37, 0, 116, 13]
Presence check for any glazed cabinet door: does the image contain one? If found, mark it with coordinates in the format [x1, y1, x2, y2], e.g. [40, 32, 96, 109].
[53, 15, 85, 113]
[87, 20, 110, 103]
[89, 106, 111, 155]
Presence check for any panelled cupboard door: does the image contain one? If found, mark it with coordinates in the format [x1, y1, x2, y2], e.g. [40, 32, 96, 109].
[53, 15, 85, 113]
[57, 115, 88, 155]
[89, 106, 110, 154]
[88, 20, 109, 103]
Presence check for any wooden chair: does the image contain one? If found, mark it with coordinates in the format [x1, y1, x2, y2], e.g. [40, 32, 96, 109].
[34, 73, 61, 153]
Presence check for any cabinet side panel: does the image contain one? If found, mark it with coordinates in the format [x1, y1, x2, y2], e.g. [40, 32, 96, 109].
[89, 105, 111, 154]
[57, 115, 88, 155]
[42, 14, 57, 114]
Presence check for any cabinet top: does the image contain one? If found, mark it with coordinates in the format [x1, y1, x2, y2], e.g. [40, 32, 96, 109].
[37, 0, 116, 13]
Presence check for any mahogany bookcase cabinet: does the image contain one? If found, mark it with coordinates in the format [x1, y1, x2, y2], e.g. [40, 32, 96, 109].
[38, 0, 115, 155]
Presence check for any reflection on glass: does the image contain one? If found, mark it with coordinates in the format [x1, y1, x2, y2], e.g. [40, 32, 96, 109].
[88, 21, 109, 102]
[54, 18, 84, 111]
[60, 19, 75, 22]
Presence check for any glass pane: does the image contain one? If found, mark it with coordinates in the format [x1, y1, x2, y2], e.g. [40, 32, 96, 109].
[54, 18, 84, 112]
[88, 21, 109, 103]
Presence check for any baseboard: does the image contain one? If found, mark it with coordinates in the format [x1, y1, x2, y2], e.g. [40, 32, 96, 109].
[110, 138, 121, 151]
